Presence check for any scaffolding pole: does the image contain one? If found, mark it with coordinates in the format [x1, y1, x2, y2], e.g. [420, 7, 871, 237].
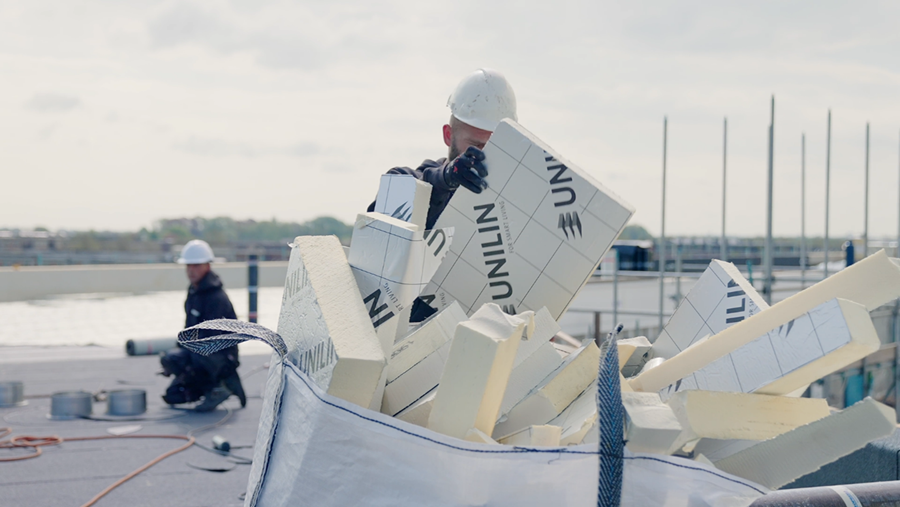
[864, 122, 870, 258]
[801, 133, 807, 288]
[764, 96, 775, 304]
[721, 117, 728, 261]
[659, 117, 668, 334]
[825, 110, 832, 278]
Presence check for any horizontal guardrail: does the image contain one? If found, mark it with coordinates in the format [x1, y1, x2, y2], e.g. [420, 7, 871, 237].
[0, 262, 288, 302]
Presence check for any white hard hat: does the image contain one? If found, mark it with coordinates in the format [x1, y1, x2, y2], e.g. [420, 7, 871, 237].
[447, 68, 517, 132]
[177, 239, 215, 264]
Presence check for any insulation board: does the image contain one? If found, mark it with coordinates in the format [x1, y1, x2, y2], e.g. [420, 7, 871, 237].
[630, 255, 900, 394]
[277, 236, 385, 408]
[622, 391, 682, 455]
[666, 390, 831, 452]
[714, 398, 896, 490]
[419, 119, 634, 320]
[652, 260, 768, 360]
[373, 174, 432, 230]
[493, 341, 600, 438]
[657, 298, 880, 400]
[427, 304, 526, 439]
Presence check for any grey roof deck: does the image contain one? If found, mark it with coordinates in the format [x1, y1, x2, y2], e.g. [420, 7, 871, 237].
[0, 348, 271, 507]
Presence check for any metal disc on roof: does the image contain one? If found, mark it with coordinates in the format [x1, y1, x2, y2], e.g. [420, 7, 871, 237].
[49, 391, 93, 420]
[107, 389, 147, 416]
[0, 381, 26, 407]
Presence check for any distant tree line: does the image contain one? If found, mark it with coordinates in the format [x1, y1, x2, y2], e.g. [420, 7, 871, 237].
[142, 216, 353, 246]
[22, 219, 653, 253]
[47, 216, 352, 252]
[619, 224, 653, 240]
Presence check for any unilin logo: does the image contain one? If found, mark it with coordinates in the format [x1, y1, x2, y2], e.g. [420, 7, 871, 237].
[558, 212, 582, 239]
[546, 154, 582, 241]
[389, 201, 413, 222]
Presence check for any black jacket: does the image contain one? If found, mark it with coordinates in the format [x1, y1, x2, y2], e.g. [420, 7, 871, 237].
[367, 158, 455, 230]
[185, 270, 237, 328]
[367, 158, 456, 322]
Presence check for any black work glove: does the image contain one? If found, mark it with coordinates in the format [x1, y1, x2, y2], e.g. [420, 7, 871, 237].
[444, 146, 488, 193]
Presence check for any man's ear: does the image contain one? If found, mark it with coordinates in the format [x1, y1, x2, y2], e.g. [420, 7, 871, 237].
[442, 124, 452, 147]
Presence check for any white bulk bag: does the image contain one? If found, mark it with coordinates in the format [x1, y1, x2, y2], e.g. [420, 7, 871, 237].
[179, 320, 766, 507]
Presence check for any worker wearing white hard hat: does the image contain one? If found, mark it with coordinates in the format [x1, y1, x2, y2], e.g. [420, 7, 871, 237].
[366, 69, 516, 323]
[161, 239, 246, 412]
[367, 68, 518, 230]
[177, 239, 216, 265]
[446, 68, 518, 134]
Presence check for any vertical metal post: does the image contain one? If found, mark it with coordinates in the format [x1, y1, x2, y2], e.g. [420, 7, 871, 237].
[864, 122, 870, 259]
[825, 110, 832, 278]
[594, 311, 602, 345]
[722, 117, 728, 261]
[612, 249, 619, 329]
[659, 117, 668, 334]
[764, 96, 774, 305]
[248, 254, 259, 323]
[801, 133, 807, 288]
[895, 308, 900, 421]
[675, 245, 683, 302]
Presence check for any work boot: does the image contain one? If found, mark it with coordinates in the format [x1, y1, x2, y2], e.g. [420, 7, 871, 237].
[222, 371, 247, 408]
[194, 386, 231, 412]
[163, 376, 202, 406]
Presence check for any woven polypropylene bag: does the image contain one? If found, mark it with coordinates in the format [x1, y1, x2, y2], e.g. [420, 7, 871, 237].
[180, 320, 766, 507]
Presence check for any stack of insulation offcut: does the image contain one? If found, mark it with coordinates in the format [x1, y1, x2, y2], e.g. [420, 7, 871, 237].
[621, 252, 900, 489]
[272, 118, 900, 493]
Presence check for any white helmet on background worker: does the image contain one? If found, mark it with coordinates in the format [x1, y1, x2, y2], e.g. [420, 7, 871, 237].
[177, 239, 215, 264]
[447, 68, 517, 132]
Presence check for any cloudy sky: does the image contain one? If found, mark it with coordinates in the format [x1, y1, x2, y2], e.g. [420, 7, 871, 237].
[2, 1, 899, 238]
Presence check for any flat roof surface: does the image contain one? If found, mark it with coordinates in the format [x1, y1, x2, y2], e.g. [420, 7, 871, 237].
[0, 350, 271, 507]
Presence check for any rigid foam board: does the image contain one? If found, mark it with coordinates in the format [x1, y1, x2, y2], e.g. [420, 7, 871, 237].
[630, 255, 898, 393]
[548, 382, 598, 445]
[465, 428, 499, 445]
[277, 236, 385, 408]
[492, 341, 600, 438]
[498, 425, 562, 447]
[382, 339, 452, 416]
[653, 260, 768, 360]
[373, 174, 432, 230]
[665, 390, 831, 452]
[387, 301, 467, 383]
[788, 250, 900, 312]
[499, 341, 565, 417]
[692, 439, 758, 463]
[512, 307, 555, 367]
[657, 298, 880, 400]
[395, 389, 435, 428]
[419, 119, 635, 320]
[427, 304, 526, 439]
[383, 304, 505, 417]
[348, 211, 454, 410]
[714, 398, 897, 490]
[622, 392, 683, 455]
[348, 211, 453, 355]
[372, 174, 434, 345]
[581, 420, 599, 445]
[617, 336, 651, 371]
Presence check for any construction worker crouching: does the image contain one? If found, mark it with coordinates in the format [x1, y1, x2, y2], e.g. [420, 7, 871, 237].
[160, 239, 247, 411]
